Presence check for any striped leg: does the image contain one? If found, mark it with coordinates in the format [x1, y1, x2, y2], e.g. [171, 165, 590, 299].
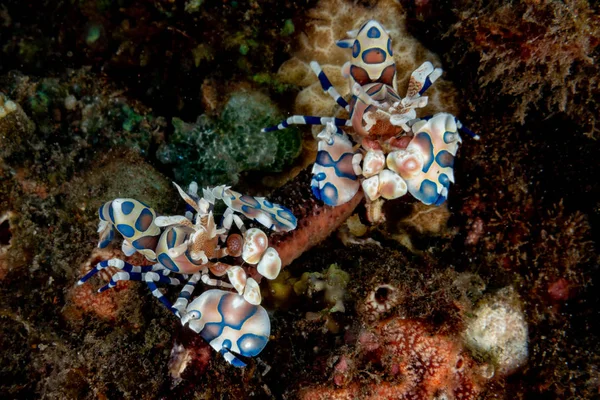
[406, 61, 443, 98]
[200, 271, 234, 289]
[144, 271, 183, 314]
[310, 61, 349, 111]
[173, 272, 202, 315]
[77, 259, 163, 285]
[456, 119, 480, 140]
[97, 268, 180, 293]
[410, 116, 480, 141]
[262, 116, 351, 132]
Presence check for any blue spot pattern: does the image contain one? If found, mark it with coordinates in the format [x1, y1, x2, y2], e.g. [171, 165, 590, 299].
[108, 202, 115, 223]
[230, 357, 246, 368]
[277, 208, 297, 225]
[167, 228, 177, 248]
[443, 131, 456, 144]
[352, 40, 361, 58]
[220, 339, 233, 353]
[135, 208, 154, 232]
[311, 173, 326, 201]
[311, 182, 339, 206]
[315, 151, 357, 180]
[367, 26, 381, 38]
[199, 294, 260, 347]
[415, 179, 440, 205]
[435, 150, 455, 168]
[240, 195, 260, 207]
[387, 37, 393, 55]
[121, 201, 135, 215]
[438, 173, 450, 188]
[237, 333, 269, 357]
[434, 194, 447, 206]
[413, 132, 435, 173]
[116, 224, 135, 238]
[132, 236, 154, 250]
[158, 252, 179, 272]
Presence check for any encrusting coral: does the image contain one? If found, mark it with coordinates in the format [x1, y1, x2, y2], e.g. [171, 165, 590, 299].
[276, 0, 459, 136]
[301, 318, 483, 400]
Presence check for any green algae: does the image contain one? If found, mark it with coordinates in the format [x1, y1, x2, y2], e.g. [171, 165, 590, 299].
[157, 90, 301, 186]
[280, 19, 295, 37]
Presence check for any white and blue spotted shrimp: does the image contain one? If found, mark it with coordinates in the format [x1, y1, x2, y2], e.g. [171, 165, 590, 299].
[310, 122, 360, 206]
[78, 182, 297, 367]
[96, 198, 161, 260]
[387, 113, 464, 205]
[263, 19, 479, 211]
[179, 289, 271, 367]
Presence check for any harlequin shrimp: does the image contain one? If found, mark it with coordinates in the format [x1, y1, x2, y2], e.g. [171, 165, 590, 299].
[263, 20, 479, 215]
[77, 182, 297, 366]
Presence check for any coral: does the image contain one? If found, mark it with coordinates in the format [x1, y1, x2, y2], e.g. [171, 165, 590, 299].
[446, 111, 598, 397]
[264, 269, 298, 309]
[184, 0, 204, 14]
[66, 278, 133, 322]
[464, 286, 528, 376]
[1, 0, 598, 397]
[157, 90, 302, 186]
[276, 0, 458, 136]
[294, 264, 350, 313]
[63, 247, 152, 323]
[301, 318, 483, 400]
[362, 284, 402, 321]
[446, 0, 600, 136]
[529, 202, 593, 308]
[0, 92, 17, 117]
